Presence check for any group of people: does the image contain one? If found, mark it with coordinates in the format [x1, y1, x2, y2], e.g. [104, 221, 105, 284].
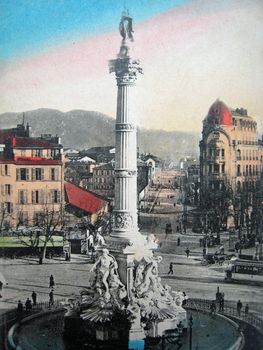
[17, 274, 56, 316]
[210, 287, 249, 318]
[17, 291, 37, 315]
[236, 300, 249, 316]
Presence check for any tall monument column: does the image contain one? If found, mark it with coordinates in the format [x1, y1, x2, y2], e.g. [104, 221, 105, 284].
[64, 14, 187, 344]
[109, 13, 142, 242]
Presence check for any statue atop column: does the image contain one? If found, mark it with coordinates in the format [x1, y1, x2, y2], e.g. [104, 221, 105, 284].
[119, 12, 134, 43]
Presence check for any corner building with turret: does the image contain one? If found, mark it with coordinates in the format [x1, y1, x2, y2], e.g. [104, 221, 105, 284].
[199, 100, 263, 226]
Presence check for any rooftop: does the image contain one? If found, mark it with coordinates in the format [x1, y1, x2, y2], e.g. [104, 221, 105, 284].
[65, 182, 107, 214]
[206, 100, 232, 126]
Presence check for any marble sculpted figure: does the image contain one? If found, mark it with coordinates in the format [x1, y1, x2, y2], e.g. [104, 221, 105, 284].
[64, 12, 187, 340]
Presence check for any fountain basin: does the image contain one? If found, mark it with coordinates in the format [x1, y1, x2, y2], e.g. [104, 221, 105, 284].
[8, 309, 243, 350]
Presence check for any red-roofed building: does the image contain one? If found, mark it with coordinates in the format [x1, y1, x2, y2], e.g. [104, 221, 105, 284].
[65, 182, 108, 224]
[200, 100, 263, 229]
[0, 123, 64, 229]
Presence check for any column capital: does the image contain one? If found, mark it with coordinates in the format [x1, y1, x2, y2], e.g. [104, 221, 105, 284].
[109, 57, 142, 85]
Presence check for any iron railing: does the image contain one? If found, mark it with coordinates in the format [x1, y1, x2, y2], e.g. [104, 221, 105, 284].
[185, 298, 263, 335]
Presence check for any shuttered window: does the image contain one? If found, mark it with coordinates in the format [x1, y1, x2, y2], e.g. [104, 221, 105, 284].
[18, 190, 28, 204]
[50, 168, 58, 181]
[51, 190, 61, 203]
[17, 168, 29, 180]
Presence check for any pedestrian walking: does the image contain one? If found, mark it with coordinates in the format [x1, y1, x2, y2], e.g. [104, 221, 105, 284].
[0, 280, 3, 291]
[168, 263, 174, 275]
[210, 301, 216, 316]
[237, 300, 242, 316]
[245, 304, 249, 315]
[177, 237, 180, 246]
[32, 291, 37, 306]
[25, 298, 32, 313]
[17, 300, 23, 318]
[219, 297, 224, 312]
[185, 248, 190, 258]
[49, 289, 54, 306]
[49, 275, 55, 288]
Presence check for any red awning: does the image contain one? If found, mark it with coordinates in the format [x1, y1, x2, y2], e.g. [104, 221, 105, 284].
[65, 182, 106, 214]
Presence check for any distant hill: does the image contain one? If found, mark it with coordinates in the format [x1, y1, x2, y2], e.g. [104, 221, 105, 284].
[0, 109, 199, 160]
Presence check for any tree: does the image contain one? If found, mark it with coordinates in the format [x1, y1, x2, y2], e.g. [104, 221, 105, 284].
[37, 205, 65, 263]
[0, 204, 12, 234]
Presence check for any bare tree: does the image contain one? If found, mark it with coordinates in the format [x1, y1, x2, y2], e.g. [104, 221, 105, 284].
[0, 205, 12, 234]
[37, 205, 65, 263]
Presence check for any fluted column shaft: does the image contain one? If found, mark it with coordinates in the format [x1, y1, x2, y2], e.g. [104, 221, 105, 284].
[109, 51, 142, 240]
[112, 80, 138, 238]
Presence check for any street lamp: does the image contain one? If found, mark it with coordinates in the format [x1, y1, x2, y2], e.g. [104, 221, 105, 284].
[189, 314, 193, 350]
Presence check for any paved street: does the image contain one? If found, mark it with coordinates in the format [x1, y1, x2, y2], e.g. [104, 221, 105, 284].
[0, 186, 262, 322]
[1, 250, 262, 318]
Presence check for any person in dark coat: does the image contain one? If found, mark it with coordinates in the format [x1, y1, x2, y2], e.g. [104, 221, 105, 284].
[25, 298, 32, 312]
[185, 248, 190, 258]
[49, 289, 54, 306]
[49, 275, 55, 288]
[32, 291, 37, 306]
[245, 304, 249, 315]
[237, 300, 242, 316]
[17, 300, 23, 315]
[210, 301, 216, 316]
[168, 263, 174, 275]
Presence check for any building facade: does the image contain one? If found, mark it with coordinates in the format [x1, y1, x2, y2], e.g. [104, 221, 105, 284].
[199, 100, 263, 228]
[0, 124, 64, 229]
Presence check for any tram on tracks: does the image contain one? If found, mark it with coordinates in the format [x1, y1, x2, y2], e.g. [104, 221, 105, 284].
[225, 257, 263, 280]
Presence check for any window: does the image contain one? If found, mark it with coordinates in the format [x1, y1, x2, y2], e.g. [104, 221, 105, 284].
[221, 164, 225, 174]
[18, 190, 28, 204]
[32, 168, 44, 180]
[5, 184, 11, 195]
[32, 149, 43, 157]
[32, 190, 41, 204]
[16, 168, 29, 181]
[51, 190, 60, 203]
[5, 202, 13, 214]
[221, 149, 225, 157]
[214, 164, 219, 174]
[20, 150, 26, 156]
[50, 168, 58, 181]
[237, 165, 241, 176]
[5, 165, 9, 175]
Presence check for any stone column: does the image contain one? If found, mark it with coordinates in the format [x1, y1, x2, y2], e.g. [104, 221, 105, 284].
[109, 46, 142, 242]
[108, 16, 144, 291]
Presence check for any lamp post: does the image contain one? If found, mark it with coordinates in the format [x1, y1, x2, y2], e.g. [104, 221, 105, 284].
[189, 314, 193, 350]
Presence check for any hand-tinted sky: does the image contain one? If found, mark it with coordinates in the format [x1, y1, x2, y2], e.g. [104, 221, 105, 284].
[0, 0, 262, 132]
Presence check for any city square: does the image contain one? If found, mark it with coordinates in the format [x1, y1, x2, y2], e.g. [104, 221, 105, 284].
[0, 1, 263, 350]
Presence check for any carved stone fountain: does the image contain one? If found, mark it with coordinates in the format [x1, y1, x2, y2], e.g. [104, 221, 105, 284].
[64, 12, 187, 348]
